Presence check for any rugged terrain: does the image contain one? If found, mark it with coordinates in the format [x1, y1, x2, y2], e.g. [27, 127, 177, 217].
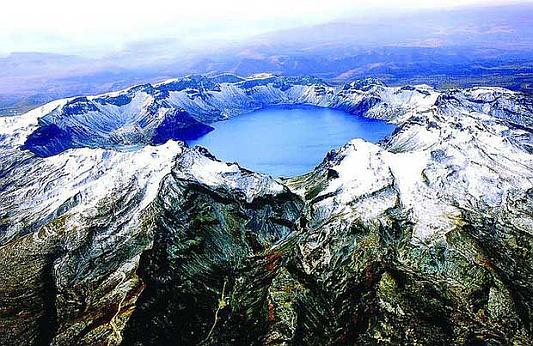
[0, 74, 532, 345]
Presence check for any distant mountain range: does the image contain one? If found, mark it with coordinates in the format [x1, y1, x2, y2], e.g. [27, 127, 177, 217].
[1, 3, 533, 116]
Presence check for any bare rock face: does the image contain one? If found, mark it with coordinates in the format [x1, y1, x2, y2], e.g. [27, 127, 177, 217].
[286, 94, 533, 343]
[0, 74, 532, 345]
[0, 141, 181, 344]
[0, 143, 304, 345]
[121, 147, 304, 345]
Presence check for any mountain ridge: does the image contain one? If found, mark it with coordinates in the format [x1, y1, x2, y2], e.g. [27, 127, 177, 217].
[0, 74, 532, 345]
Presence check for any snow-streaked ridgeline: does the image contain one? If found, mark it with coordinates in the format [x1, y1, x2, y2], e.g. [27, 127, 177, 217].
[1, 74, 533, 345]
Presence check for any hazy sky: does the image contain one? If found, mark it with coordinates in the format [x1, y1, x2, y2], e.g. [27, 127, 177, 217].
[0, 0, 529, 56]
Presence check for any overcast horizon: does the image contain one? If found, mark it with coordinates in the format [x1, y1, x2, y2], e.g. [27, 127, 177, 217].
[1, 0, 532, 57]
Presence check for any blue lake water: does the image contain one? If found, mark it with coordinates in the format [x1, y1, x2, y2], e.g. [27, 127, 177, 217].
[188, 105, 395, 177]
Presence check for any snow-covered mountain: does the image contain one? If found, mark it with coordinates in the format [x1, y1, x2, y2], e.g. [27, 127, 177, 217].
[1, 74, 532, 345]
[4, 74, 441, 158]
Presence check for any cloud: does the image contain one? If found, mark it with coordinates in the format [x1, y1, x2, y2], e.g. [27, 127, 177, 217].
[0, 0, 529, 55]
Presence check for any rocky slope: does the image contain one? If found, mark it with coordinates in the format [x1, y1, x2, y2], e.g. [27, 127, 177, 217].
[0, 74, 532, 345]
